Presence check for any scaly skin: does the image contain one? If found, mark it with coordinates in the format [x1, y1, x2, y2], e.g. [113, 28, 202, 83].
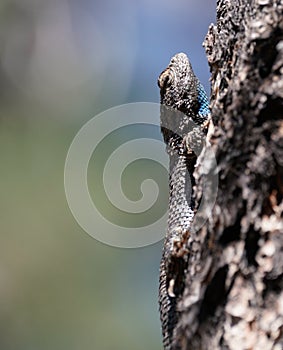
[158, 53, 210, 350]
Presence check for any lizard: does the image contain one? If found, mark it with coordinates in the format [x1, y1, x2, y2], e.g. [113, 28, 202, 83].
[158, 53, 210, 350]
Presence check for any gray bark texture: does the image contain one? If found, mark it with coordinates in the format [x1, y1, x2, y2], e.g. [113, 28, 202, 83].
[171, 1, 283, 349]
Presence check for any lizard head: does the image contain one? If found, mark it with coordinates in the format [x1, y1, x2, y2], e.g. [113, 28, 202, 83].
[158, 53, 198, 115]
[158, 53, 199, 144]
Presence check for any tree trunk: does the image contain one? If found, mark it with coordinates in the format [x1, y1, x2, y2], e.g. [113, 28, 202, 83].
[171, 1, 283, 349]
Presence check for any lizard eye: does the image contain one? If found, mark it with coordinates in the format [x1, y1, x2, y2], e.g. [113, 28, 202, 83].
[158, 68, 173, 90]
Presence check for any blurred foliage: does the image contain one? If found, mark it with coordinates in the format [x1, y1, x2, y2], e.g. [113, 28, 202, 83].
[0, 1, 215, 349]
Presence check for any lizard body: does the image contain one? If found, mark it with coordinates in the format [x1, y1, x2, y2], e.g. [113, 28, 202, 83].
[158, 53, 210, 350]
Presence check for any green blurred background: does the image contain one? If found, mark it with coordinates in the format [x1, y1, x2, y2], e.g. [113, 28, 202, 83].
[0, 1, 215, 349]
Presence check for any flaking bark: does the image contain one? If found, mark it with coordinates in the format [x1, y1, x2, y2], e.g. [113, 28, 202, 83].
[171, 1, 283, 349]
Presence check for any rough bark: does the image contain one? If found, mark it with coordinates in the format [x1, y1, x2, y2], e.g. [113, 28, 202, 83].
[172, 1, 283, 349]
